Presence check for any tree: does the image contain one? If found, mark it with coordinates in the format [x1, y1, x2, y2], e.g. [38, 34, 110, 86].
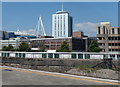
[88, 40, 101, 52]
[2, 45, 14, 51]
[2, 46, 8, 51]
[57, 40, 71, 52]
[7, 44, 14, 51]
[18, 42, 31, 52]
[39, 46, 45, 52]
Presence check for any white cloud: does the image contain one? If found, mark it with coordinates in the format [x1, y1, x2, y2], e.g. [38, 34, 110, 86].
[21, 29, 36, 35]
[74, 22, 99, 37]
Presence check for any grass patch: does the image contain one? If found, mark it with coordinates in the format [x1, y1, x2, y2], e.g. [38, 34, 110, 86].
[75, 64, 101, 73]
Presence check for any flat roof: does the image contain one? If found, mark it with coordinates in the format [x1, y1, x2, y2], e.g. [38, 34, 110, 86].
[30, 37, 72, 41]
[56, 11, 69, 14]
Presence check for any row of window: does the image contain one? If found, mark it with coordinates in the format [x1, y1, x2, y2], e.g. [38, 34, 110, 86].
[109, 49, 120, 52]
[98, 26, 120, 34]
[2, 53, 120, 59]
[99, 43, 120, 46]
[109, 43, 120, 46]
[98, 37, 120, 40]
[54, 15, 66, 37]
[108, 37, 120, 40]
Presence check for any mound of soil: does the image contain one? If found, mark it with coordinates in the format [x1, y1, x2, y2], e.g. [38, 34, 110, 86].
[67, 69, 119, 80]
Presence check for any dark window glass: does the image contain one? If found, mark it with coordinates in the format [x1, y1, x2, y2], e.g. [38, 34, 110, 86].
[98, 26, 100, 34]
[118, 28, 120, 34]
[42, 53, 46, 58]
[71, 54, 76, 59]
[103, 26, 105, 34]
[112, 28, 114, 34]
[85, 54, 90, 59]
[78, 54, 83, 59]
[48, 53, 53, 58]
[54, 54, 59, 58]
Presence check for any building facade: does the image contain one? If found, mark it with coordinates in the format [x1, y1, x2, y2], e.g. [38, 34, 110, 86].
[30, 37, 86, 52]
[97, 22, 120, 52]
[0, 37, 31, 50]
[52, 11, 72, 38]
[73, 32, 84, 38]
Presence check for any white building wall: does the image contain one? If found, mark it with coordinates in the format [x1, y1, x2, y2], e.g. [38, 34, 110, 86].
[52, 11, 72, 38]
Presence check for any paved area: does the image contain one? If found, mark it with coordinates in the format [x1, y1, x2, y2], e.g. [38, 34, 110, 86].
[1, 66, 119, 85]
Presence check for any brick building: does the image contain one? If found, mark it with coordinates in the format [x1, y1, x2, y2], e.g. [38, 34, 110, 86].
[30, 37, 86, 52]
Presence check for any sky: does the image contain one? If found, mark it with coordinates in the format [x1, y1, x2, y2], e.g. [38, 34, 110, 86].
[2, 2, 118, 37]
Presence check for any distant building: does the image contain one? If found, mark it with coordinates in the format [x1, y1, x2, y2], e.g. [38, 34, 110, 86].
[52, 11, 72, 38]
[73, 31, 88, 38]
[30, 37, 86, 52]
[0, 31, 10, 40]
[0, 31, 3, 40]
[97, 22, 120, 52]
[0, 37, 31, 50]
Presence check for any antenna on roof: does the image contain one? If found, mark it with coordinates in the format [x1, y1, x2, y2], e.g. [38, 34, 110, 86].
[62, 0, 64, 11]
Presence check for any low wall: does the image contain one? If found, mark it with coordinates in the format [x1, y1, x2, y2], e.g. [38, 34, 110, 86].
[1, 57, 119, 68]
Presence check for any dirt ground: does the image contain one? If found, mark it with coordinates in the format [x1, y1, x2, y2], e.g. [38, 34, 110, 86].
[67, 68, 120, 80]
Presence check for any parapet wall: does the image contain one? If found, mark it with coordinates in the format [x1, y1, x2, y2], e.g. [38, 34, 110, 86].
[1, 57, 119, 67]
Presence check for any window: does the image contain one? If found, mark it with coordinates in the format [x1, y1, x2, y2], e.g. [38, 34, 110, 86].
[15, 53, 18, 57]
[117, 55, 120, 59]
[103, 54, 108, 59]
[115, 43, 117, 46]
[109, 43, 111, 46]
[22, 53, 25, 58]
[42, 53, 46, 58]
[71, 54, 76, 59]
[48, 53, 53, 58]
[118, 28, 120, 34]
[110, 54, 115, 58]
[112, 28, 114, 34]
[54, 54, 59, 58]
[19, 53, 21, 58]
[98, 26, 100, 34]
[78, 54, 83, 59]
[103, 26, 106, 34]
[85, 54, 90, 59]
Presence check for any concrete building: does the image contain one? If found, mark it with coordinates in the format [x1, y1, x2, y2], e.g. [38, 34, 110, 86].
[30, 37, 86, 52]
[52, 11, 72, 38]
[0, 37, 31, 50]
[97, 22, 120, 52]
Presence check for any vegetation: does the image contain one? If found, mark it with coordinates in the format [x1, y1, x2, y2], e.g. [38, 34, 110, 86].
[2, 44, 14, 51]
[88, 40, 101, 52]
[18, 42, 31, 52]
[57, 40, 71, 52]
[39, 45, 46, 52]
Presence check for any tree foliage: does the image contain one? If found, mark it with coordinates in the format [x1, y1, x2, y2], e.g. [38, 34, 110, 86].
[57, 40, 71, 52]
[18, 42, 31, 52]
[2, 44, 14, 51]
[2, 46, 8, 51]
[39, 46, 45, 52]
[88, 40, 101, 52]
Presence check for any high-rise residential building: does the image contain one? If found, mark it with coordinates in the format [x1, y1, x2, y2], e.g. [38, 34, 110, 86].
[52, 11, 72, 38]
[97, 22, 120, 52]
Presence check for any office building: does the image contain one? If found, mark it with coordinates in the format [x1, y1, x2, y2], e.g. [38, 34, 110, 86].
[97, 22, 120, 52]
[0, 37, 31, 50]
[30, 37, 86, 52]
[52, 11, 72, 38]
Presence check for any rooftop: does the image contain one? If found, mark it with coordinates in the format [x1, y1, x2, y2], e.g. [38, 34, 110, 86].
[56, 11, 69, 14]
